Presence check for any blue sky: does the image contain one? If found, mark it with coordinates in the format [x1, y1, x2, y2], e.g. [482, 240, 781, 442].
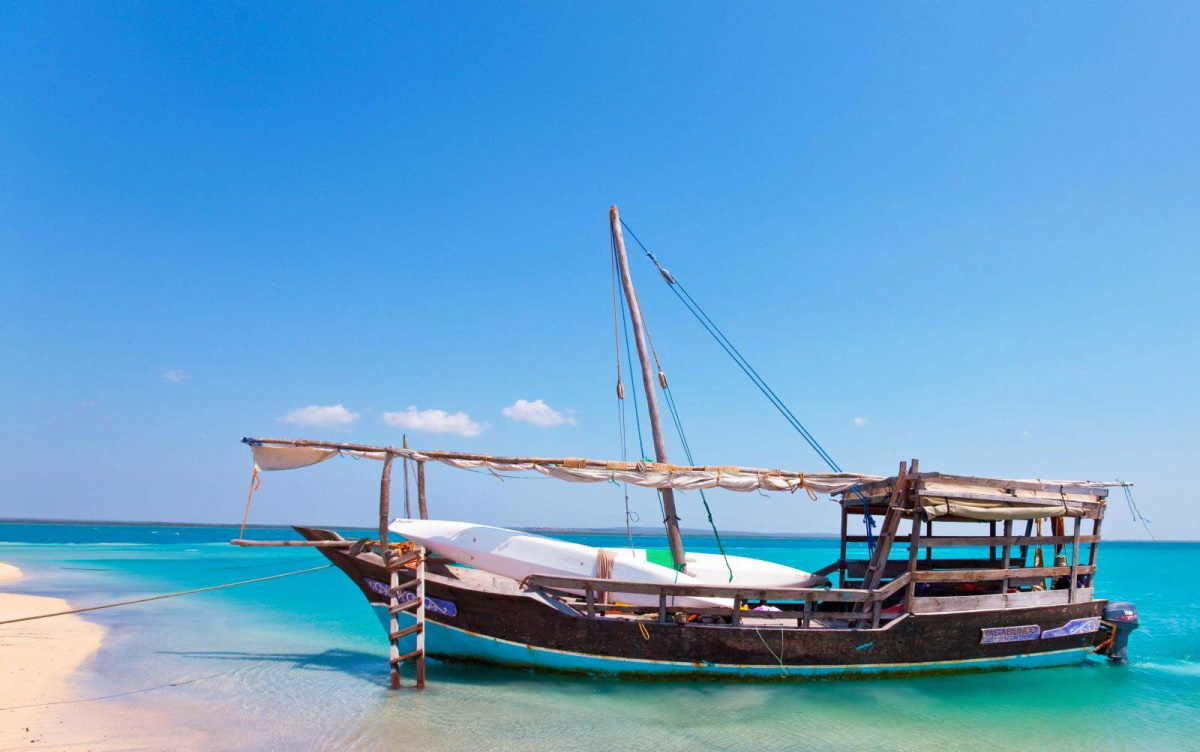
[2, 3, 1196, 539]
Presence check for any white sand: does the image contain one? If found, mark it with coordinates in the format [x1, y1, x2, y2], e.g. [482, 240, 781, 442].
[0, 563, 206, 750]
[0, 563, 21, 583]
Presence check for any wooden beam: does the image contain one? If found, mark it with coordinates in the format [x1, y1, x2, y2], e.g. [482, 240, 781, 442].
[416, 461, 428, 520]
[846, 534, 1099, 547]
[1069, 517, 1081, 603]
[523, 574, 902, 603]
[609, 205, 686, 571]
[230, 538, 357, 548]
[402, 435, 412, 519]
[913, 564, 1095, 583]
[1087, 517, 1103, 589]
[838, 505, 848, 587]
[905, 515, 921, 611]
[244, 437, 871, 483]
[379, 451, 393, 552]
[1000, 519, 1013, 593]
[851, 473, 1117, 497]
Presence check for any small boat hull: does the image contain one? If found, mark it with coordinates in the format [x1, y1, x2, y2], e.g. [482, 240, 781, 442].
[388, 519, 823, 605]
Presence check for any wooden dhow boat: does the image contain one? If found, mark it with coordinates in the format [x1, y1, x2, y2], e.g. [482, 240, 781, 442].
[233, 208, 1139, 687]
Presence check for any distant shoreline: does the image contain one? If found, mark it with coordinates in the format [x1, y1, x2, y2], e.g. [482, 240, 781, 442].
[0, 517, 1181, 542]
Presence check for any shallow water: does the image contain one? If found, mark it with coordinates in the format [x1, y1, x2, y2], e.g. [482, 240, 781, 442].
[2, 523, 1197, 750]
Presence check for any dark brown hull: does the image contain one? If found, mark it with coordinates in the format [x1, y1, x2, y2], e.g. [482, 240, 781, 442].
[299, 527, 1105, 679]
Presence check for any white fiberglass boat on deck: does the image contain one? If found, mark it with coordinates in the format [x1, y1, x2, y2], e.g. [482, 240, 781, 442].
[389, 519, 825, 609]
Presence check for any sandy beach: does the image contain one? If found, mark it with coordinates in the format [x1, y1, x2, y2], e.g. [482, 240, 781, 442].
[0, 563, 205, 751]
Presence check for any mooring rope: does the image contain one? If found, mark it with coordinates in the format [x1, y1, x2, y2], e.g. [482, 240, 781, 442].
[0, 564, 333, 625]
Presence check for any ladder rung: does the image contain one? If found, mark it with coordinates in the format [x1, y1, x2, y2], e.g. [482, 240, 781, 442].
[389, 579, 420, 594]
[389, 598, 420, 615]
[389, 649, 424, 666]
[386, 552, 422, 570]
[389, 623, 423, 641]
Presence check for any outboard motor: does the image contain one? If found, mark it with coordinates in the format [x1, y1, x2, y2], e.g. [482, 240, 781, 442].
[1099, 601, 1139, 664]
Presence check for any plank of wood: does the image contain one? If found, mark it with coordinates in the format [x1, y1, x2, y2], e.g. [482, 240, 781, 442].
[389, 623, 423, 641]
[1069, 517, 1081, 604]
[913, 564, 1095, 583]
[388, 579, 420, 595]
[414, 545, 427, 689]
[910, 588, 1092, 613]
[917, 489, 1095, 510]
[390, 649, 424, 666]
[522, 575, 876, 602]
[416, 461, 428, 520]
[388, 598, 420, 615]
[379, 453, 393, 549]
[229, 539, 357, 547]
[848, 473, 1112, 498]
[857, 461, 910, 596]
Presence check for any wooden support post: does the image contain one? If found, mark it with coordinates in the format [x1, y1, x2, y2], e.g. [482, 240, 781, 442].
[609, 205, 687, 572]
[838, 507, 849, 588]
[1068, 517, 1081, 604]
[387, 558, 401, 690]
[802, 599, 812, 629]
[1018, 518, 1034, 567]
[402, 435, 412, 519]
[658, 593, 667, 624]
[871, 600, 881, 629]
[586, 588, 596, 618]
[905, 514, 922, 611]
[731, 598, 741, 626]
[1000, 519, 1013, 594]
[925, 520, 933, 561]
[858, 461, 910, 597]
[1087, 517, 1103, 588]
[415, 546, 426, 689]
[989, 521, 997, 560]
[379, 451, 393, 549]
[417, 461, 428, 520]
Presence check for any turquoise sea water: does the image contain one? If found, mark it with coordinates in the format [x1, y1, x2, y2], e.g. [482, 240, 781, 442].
[2, 523, 1197, 751]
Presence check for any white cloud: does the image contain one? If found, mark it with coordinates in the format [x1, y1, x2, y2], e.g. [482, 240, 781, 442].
[501, 399, 577, 428]
[279, 404, 360, 428]
[853, 417, 869, 426]
[383, 407, 486, 437]
[162, 369, 191, 382]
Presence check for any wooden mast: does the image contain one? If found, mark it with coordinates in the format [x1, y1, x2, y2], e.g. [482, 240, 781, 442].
[609, 205, 687, 572]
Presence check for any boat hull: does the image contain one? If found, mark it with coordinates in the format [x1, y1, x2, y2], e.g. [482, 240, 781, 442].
[301, 527, 1105, 680]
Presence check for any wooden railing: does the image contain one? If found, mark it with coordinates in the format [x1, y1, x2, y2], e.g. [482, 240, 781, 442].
[522, 573, 912, 628]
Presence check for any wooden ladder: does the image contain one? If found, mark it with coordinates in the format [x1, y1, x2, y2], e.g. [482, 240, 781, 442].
[385, 545, 427, 689]
[854, 460, 916, 618]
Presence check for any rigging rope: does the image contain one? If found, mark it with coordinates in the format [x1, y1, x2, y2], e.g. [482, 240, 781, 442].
[0, 564, 334, 626]
[660, 382, 735, 581]
[612, 231, 645, 549]
[619, 219, 877, 551]
[612, 223, 734, 575]
[1119, 482, 1154, 541]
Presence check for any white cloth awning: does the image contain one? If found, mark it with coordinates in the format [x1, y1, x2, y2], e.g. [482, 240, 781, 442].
[248, 442, 877, 495]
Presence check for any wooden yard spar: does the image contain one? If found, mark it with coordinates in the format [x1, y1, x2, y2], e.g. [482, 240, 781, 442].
[610, 205, 688, 572]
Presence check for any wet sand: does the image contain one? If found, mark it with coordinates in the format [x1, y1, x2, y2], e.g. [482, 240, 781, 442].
[0, 563, 205, 751]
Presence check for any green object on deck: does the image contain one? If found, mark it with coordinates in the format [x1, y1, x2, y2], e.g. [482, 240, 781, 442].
[646, 548, 683, 571]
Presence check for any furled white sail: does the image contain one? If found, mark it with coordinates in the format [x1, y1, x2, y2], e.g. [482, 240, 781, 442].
[248, 441, 876, 494]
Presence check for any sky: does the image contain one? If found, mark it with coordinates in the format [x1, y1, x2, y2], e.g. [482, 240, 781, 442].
[2, 3, 1197, 540]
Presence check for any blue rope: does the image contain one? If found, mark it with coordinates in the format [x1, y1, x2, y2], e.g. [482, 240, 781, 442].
[613, 238, 648, 462]
[1120, 482, 1155, 541]
[660, 382, 735, 581]
[619, 219, 877, 551]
